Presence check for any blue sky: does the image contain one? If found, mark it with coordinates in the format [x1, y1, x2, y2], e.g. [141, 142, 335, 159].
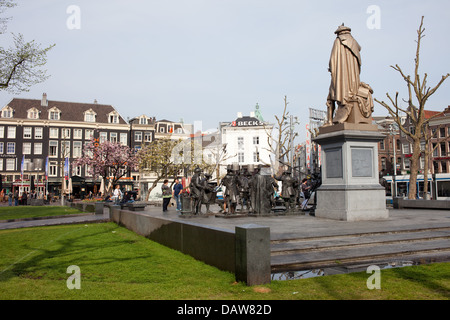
[1, 0, 450, 142]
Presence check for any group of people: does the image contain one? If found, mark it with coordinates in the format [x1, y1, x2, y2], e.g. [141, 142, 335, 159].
[160, 165, 317, 215]
[1, 189, 47, 206]
[107, 185, 139, 205]
[161, 178, 184, 212]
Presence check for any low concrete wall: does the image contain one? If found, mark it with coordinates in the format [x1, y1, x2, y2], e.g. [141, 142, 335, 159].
[394, 198, 450, 210]
[110, 208, 236, 273]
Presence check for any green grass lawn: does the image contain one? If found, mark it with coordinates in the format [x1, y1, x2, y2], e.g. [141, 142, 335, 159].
[0, 206, 84, 221]
[0, 222, 449, 300]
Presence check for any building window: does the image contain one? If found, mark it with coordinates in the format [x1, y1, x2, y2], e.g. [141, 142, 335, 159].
[73, 129, 82, 139]
[49, 141, 58, 157]
[442, 161, 447, 173]
[110, 132, 118, 143]
[73, 165, 82, 176]
[23, 127, 32, 139]
[140, 117, 147, 125]
[135, 131, 142, 142]
[120, 133, 127, 146]
[0, 142, 3, 154]
[6, 159, 15, 171]
[0, 126, 3, 138]
[144, 132, 152, 142]
[2, 106, 13, 118]
[23, 143, 31, 155]
[35, 127, 43, 139]
[73, 141, 82, 158]
[253, 152, 260, 162]
[440, 127, 446, 138]
[49, 108, 60, 120]
[433, 143, 438, 157]
[7, 126, 16, 139]
[402, 143, 410, 154]
[6, 142, 15, 154]
[420, 157, 424, 169]
[238, 152, 244, 163]
[253, 136, 259, 145]
[62, 128, 71, 139]
[99, 132, 107, 143]
[109, 113, 119, 124]
[49, 162, 58, 177]
[85, 129, 94, 140]
[61, 140, 70, 157]
[159, 127, 165, 133]
[0, 159, 2, 171]
[84, 109, 96, 122]
[379, 140, 385, 150]
[238, 137, 244, 150]
[34, 143, 42, 155]
[27, 108, 39, 119]
[404, 158, 410, 170]
[381, 157, 386, 171]
[49, 128, 59, 138]
[440, 142, 446, 156]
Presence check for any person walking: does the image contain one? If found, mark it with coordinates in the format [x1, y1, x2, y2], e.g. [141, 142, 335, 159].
[14, 190, 19, 206]
[173, 178, 183, 211]
[161, 179, 172, 212]
[8, 190, 13, 206]
[113, 185, 122, 205]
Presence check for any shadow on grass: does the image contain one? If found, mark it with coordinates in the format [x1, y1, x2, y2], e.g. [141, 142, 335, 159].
[0, 224, 154, 283]
[389, 265, 450, 299]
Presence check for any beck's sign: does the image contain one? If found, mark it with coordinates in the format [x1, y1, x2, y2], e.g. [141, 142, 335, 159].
[231, 119, 263, 127]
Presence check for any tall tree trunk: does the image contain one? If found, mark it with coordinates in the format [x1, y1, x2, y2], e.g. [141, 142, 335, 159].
[408, 139, 421, 199]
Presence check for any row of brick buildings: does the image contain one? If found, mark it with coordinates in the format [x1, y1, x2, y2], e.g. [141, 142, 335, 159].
[0, 94, 190, 198]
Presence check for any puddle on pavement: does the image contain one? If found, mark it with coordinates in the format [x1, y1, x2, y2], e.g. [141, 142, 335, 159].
[271, 260, 417, 281]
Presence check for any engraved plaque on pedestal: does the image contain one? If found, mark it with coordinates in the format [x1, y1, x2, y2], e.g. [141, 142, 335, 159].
[351, 148, 373, 177]
[326, 148, 342, 178]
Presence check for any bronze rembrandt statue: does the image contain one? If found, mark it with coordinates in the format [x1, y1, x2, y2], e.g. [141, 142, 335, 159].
[325, 24, 374, 126]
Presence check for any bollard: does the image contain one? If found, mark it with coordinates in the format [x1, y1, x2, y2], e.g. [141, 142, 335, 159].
[235, 224, 271, 286]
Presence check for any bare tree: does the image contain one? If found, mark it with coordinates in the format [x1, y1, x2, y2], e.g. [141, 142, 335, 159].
[263, 95, 297, 173]
[374, 16, 449, 199]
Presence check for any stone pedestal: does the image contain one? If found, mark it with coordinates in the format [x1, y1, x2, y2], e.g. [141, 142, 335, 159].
[313, 124, 389, 221]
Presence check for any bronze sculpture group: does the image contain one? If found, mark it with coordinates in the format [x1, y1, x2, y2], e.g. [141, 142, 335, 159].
[184, 164, 307, 216]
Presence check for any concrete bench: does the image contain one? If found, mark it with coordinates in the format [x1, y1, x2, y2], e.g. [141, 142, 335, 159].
[394, 198, 450, 210]
[124, 202, 147, 211]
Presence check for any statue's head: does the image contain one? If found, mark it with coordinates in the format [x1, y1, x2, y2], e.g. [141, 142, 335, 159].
[334, 24, 351, 35]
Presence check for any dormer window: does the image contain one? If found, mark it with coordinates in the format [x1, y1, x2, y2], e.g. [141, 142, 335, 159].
[27, 107, 40, 119]
[1, 106, 13, 118]
[48, 107, 61, 120]
[108, 111, 120, 124]
[139, 115, 150, 125]
[84, 109, 96, 122]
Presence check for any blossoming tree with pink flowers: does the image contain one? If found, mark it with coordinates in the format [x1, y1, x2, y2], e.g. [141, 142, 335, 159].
[73, 138, 138, 195]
